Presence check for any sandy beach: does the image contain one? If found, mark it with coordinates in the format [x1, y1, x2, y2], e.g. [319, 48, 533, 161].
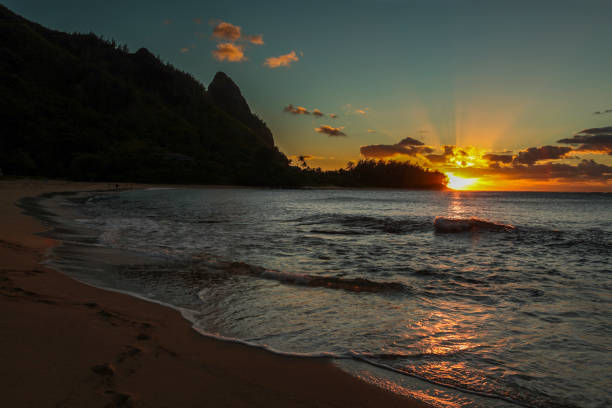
[0, 179, 430, 408]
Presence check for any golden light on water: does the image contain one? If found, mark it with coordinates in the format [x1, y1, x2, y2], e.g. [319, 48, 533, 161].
[446, 173, 479, 190]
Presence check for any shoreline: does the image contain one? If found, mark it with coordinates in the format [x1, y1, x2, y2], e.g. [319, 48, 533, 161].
[0, 179, 431, 407]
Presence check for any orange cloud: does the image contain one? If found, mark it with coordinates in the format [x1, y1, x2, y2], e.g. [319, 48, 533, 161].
[211, 21, 264, 45]
[264, 51, 299, 68]
[179, 47, 190, 54]
[329, 113, 338, 119]
[244, 34, 264, 45]
[212, 43, 246, 62]
[212, 21, 241, 41]
[312, 109, 324, 117]
[315, 125, 346, 137]
[283, 104, 310, 115]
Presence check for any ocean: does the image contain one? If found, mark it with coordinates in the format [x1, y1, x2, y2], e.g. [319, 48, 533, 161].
[34, 188, 611, 408]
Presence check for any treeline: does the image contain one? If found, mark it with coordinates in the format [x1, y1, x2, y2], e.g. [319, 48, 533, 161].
[289, 159, 447, 189]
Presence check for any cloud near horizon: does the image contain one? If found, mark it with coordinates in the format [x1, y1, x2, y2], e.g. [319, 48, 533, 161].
[264, 51, 299, 68]
[558, 126, 612, 155]
[513, 145, 573, 165]
[357, 127, 611, 187]
[315, 125, 346, 137]
[483, 153, 513, 163]
[360, 137, 433, 158]
[398, 137, 424, 146]
[312, 109, 324, 117]
[593, 109, 612, 115]
[212, 43, 246, 62]
[455, 159, 612, 182]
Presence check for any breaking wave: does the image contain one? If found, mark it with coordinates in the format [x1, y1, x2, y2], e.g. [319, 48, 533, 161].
[433, 216, 515, 233]
[192, 256, 409, 293]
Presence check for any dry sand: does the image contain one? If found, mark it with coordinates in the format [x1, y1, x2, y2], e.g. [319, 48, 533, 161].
[0, 179, 431, 408]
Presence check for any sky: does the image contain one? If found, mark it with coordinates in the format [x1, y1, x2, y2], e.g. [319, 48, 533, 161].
[7, 0, 612, 191]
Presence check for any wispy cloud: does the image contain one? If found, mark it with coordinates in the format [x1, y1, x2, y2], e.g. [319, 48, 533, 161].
[244, 34, 264, 45]
[212, 43, 246, 62]
[264, 51, 299, 68]
[179, 47, 190, 54]
[593, 108, 612, 115]
[283, 104, 310, 115]
[361, 144, 432, 159]
[367, 129, 377, 133]
[315, 125, 346, 137]
[360, 138, 432, 158]
[398, 137, 424, 146]
[457, 159, 612, 182]
[355, 108, 368, 115]
[558, 127, 612, 155]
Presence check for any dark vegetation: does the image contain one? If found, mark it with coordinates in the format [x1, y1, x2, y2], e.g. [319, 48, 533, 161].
[294, 159, 447, 189]
[0, 5, 446, 189]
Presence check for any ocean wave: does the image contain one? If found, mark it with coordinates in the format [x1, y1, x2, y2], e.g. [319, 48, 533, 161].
[296, 214, 430, 234]
[193, 257, 409, 293]
[433, 216, 515, 233]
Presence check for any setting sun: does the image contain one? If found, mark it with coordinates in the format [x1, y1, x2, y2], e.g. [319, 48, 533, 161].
[446, 173, 479, 190]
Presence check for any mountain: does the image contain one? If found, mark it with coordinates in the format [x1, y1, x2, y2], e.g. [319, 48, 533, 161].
[0, 5, 291, 185]
[208, 72, 275, 148]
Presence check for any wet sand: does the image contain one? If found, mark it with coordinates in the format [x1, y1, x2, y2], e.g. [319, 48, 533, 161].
[0, 179, 431, 407]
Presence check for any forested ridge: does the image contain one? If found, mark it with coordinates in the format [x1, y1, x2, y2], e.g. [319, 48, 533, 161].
[0, 5, 446, 189]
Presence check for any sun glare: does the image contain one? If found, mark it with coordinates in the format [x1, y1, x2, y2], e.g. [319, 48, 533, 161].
[446, 173, 478, 190]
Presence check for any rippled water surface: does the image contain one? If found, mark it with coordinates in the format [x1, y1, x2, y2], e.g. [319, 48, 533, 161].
[43, 189, 611, 408]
